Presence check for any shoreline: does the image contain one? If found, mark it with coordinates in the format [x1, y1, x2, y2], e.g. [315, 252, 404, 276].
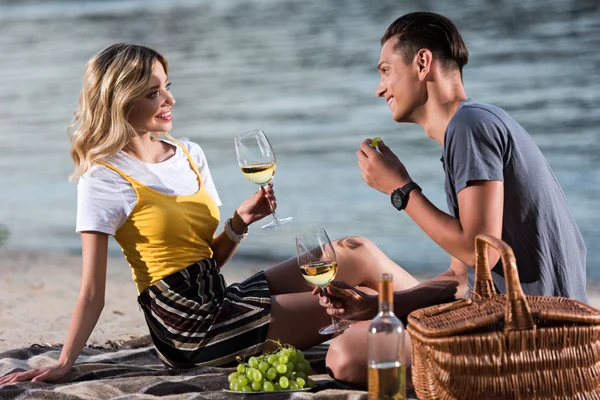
[1, 248, 599, 352]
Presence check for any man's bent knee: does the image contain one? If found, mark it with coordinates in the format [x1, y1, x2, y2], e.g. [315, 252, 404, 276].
[325, 336, 368, 388]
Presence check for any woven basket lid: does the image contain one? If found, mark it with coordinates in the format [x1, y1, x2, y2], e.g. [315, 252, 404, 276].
[408, 235, 600, 338]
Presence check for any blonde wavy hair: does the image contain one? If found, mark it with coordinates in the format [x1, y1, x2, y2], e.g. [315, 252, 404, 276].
[68, 43, 171, 181]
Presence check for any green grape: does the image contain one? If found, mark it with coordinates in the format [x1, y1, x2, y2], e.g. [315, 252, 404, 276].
[258, 361, 269, 372]
[279, 376, 289, 389]
[266, 367, 277, 381]
[300, 360, 312, 373]
[275, 364, 287, 374]
[237, 376, 248, 386]
[294, 372, 307, 381]
[370, 136, 381, 148]
[263, 381, 275, 392]
[227, 342, 312, 392]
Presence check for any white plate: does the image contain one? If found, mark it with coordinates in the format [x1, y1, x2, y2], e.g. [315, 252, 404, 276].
[223, 387, 313, 395]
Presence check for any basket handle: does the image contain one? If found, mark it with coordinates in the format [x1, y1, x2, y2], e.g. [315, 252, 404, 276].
[474, 234, 535, 331]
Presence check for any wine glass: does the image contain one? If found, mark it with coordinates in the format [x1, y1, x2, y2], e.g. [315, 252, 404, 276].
[235, 129, 293, 230]
[296, 228, 352, 335]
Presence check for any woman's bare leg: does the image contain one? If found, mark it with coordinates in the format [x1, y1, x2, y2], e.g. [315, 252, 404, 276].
[265, 292, 333, 350]
[264, 236, 419, 295]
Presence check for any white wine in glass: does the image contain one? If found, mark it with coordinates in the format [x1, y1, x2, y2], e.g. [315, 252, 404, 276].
[296, 228, 352, 335]
[300, 261, 338, 287]
[240, 163, 276, 186]
[235, 129, 293, 230]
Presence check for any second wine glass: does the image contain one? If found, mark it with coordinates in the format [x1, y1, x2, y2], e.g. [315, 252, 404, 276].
[234, 129, 293, 230]
[296, 228, 352, 335]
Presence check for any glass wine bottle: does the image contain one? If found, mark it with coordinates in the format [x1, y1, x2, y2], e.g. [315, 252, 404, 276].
[367, 273, 407, 400]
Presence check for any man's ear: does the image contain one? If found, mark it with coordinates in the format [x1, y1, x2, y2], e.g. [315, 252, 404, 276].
[416, 49, 433, 80]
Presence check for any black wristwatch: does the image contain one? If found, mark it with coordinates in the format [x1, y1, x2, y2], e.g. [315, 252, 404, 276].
[391, 181, 422, 211]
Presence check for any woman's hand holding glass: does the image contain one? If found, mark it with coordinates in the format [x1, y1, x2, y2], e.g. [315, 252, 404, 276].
[234, 183, 277, 229]
[235, 129, 293, 230]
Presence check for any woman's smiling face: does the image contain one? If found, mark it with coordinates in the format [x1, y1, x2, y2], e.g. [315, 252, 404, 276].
[127, 60, 175, 134]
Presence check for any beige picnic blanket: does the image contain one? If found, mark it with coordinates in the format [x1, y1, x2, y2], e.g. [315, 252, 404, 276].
[0, 336, 418, 399]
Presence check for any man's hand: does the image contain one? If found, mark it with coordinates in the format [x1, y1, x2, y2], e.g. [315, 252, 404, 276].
[312, 280, 378, 321]
[357, 138, 412, 195]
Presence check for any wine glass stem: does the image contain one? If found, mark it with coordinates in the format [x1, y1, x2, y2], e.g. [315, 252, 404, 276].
[262, 184, 279, 222]
[322, 285, 338, 330]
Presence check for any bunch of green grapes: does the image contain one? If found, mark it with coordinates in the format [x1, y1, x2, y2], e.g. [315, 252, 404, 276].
[227, 340, 316, 392]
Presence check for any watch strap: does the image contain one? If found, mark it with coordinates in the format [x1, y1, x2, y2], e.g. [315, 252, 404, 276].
[391, 181, 422, 211]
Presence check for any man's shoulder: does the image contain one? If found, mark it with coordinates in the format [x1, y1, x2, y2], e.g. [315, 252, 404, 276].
[443, 100, 513, 161]
[450, 100, 509, 129]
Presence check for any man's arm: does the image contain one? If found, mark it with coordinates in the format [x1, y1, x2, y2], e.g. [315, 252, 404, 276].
[357, 139, 503, 269]
[320, 257, 468, 321]
[404, 180, 503, 268]
[392, 256, 468, 318]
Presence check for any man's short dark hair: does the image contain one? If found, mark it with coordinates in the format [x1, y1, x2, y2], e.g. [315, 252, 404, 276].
[381, 12, 469, 76]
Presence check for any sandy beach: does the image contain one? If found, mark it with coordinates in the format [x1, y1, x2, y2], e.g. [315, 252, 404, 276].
[0, 249, 274, 352]
[2, 248, 600, 352]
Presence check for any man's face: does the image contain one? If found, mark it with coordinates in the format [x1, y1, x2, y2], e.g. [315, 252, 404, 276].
[376, 37, 423, 123]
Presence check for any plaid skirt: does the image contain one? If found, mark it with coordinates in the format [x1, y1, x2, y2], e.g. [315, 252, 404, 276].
[137, 259, 271, 368]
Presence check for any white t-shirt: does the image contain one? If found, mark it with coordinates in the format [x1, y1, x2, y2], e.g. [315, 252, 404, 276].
[76, 139, 222, 235]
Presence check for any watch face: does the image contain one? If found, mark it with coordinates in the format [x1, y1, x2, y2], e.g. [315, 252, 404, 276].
[391, 190, 405, 210]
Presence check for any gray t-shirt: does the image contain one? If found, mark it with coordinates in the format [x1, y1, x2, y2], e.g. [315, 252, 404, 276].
[442, 99, 588, 303]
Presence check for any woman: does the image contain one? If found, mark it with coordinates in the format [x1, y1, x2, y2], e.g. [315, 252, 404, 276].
[0, 43, 419, 384]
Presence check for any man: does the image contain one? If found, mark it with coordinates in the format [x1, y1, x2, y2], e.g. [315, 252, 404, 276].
[321, 11, 587, 387]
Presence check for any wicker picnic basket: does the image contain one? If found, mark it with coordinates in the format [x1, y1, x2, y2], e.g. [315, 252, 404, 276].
[407, 234, 600, 400]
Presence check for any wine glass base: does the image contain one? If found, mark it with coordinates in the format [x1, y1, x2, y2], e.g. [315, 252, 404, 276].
[261, 216, 293, 230]
[318, 320, 353, 336]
